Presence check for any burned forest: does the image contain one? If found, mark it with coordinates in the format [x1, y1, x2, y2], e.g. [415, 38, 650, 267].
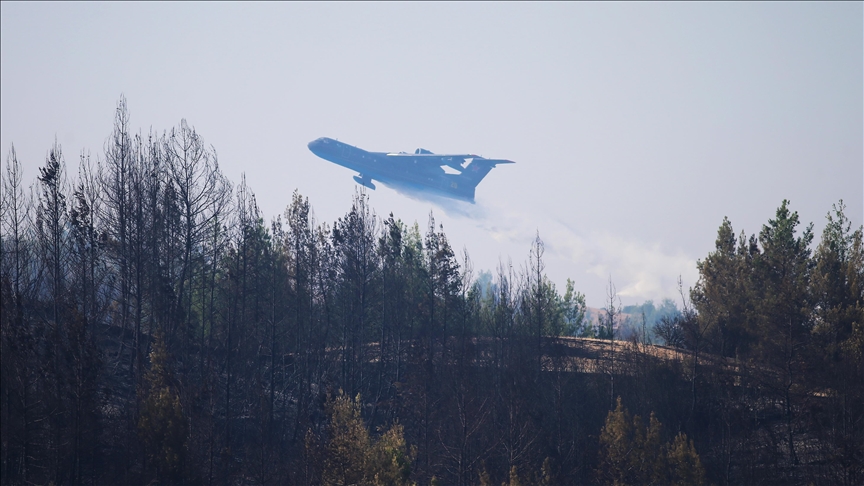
[1, 99, 862, 485]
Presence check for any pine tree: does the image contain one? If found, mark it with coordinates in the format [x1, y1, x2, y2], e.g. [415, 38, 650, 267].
[370, 421, 414, 486]
[598, 397, 704, 485]
[597, 397, 636, 485]
[753, 200, 814, 466]
[320, 390, 415, 486]
[138, 331, 187, 483]
[692, 216, 753, 357]
[810, 200, 864, 482]
[666, 432, 705, 486]
[322, 391, 371, 485]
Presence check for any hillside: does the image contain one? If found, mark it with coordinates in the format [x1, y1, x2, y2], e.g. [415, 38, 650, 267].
[2, 101, 861, 485]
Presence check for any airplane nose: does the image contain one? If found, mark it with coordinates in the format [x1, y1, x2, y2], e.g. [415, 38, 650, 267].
[308, 138, 328, 155]
[310, 136, 333, 146]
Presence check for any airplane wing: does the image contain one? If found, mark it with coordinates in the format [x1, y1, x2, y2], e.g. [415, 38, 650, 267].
[385, 153, 479, 171]
[474, 159, 515, 165]
[385, 153, 477, 160]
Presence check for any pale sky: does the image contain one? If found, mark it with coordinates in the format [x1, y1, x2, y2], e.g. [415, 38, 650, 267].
[2, 2, 861, 307]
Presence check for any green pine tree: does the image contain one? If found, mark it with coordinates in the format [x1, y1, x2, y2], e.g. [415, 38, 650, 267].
[321, 390, 415, 486]
[666, 432, 706, 486]
[598, 398, 705, 485]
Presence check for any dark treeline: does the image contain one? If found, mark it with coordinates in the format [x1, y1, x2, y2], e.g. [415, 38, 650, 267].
[1, 98, 862, 485]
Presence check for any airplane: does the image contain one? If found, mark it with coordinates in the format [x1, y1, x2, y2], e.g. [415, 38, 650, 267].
[307, 137, 514, 203]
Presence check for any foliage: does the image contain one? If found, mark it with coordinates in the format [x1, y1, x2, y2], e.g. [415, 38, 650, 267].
[316, 390, 415, 486]
[138, 331, 187, 483]
[560, 278, 588, 336]
[666, 432, 706, 486]
[597, 397, 704, 485]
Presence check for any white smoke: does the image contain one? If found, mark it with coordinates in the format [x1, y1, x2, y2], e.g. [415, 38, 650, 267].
[438, 196, 699, 306]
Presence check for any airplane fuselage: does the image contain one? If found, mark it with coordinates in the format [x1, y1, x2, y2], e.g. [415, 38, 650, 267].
[308, 137, 513, 203]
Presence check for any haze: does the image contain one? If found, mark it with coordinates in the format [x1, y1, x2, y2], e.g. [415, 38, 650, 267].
[2, 2, 861, 307]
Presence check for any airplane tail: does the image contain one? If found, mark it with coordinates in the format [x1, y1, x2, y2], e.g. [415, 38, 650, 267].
[460, 158, 515, 188]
